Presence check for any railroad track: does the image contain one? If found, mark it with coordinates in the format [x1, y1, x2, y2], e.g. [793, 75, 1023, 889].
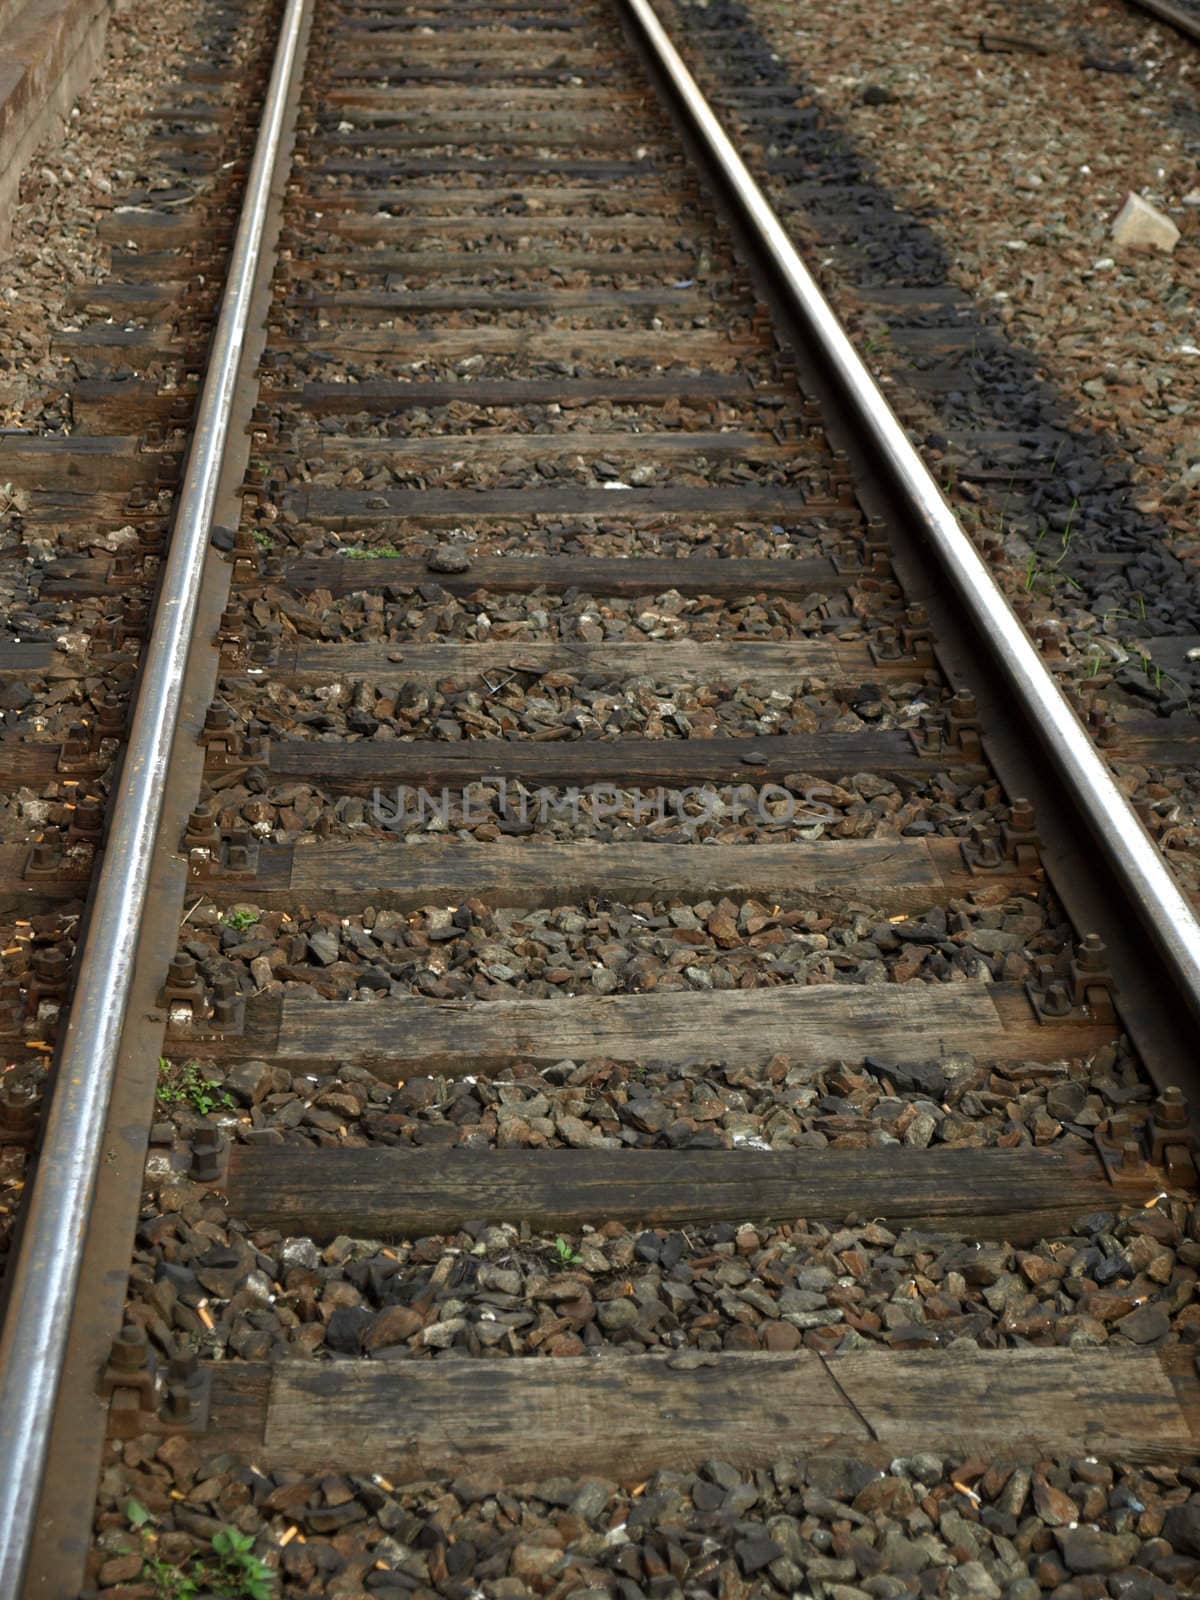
[3, 0, 1200, 1593]
[1123, 0, 1200, 44]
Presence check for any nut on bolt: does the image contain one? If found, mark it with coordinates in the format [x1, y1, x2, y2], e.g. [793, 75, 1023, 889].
[1070, 933, 1114, 1014]
[1024, 972, 1081, 1024]
[0, 1077, 38, 1131]
[169, 952, 197, 985]
[210, 971, 241, 1027]
[1147, 1085, 1189, 1151]
[184, 800, 222, 866]
[100, 1324, 156, 1404]
[165, 1383, 193, 1421]
[961, 824, 1004, 874]
[190, 1125, 226, 1183]
[58, 722, 95, 770]
[901, 603, 933, 662]
[870, 626, 902, 662]
[69, 795, 106, 841]
[159, 1346, 206, 1426]
[31, 946, 69, 985]
[1154, 1086, 1189, 1128]
[913, 714, 944, 754]
[24, 834, 63, 878]
[863, 515, 888, 553]
[158, 951, 209, 1018]
[95, 695, 125, 736]
[1002, 798, 1039, 869]
[185, 800, 220, 841]
[169, 1349, 199, 1383]
[27, 945, 70, 1011]
[110, 1325, 148, 1372]
[1142, 1086, 1199, 1189]
[1118, 1139, 1146, 1174]
[947, 689, 980, 754]
[1037, 980, 1072, 1019]
[951, 688, 976, 718]
[0, 977, 21, 1022]
[200, 700, 244, 763]
[223, 828, 259, 876]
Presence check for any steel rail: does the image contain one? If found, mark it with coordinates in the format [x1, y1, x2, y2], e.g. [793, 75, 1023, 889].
[618, 0, 1200, 1027]
[1123, 0, 1200, 43]
[0, 0, 309, 1581]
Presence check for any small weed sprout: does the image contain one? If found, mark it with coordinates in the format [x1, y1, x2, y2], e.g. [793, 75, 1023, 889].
[342, 542, 403, 558]
[1059, 497, 1079, 554]
[157, 1059, 235, 1115]
[125, 1502, 274, 1599]
[210, 1527, 274, 1600]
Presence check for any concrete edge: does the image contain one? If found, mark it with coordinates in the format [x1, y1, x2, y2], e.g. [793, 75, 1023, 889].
[0, 0, 114, 253]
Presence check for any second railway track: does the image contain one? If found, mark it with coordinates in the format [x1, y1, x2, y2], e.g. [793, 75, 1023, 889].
[4, 0, 1200, 1593]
